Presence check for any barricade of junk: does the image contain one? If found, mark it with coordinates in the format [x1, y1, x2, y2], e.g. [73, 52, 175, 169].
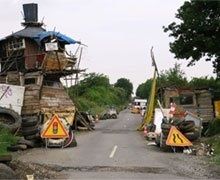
[0, 3, 95, 152]
[142, 86, 219, 156]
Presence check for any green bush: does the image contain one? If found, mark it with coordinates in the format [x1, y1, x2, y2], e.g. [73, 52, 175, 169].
[205, 119, 220, 137]
[68, 73, 130, 116]
[74, 86, 128, 115]
[204, 135, 220, 165]
[203, 119, 220, 164]
[0, 127, 18, 155]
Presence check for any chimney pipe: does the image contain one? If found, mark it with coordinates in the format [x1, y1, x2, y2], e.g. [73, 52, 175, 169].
[23, 3, 38, 23]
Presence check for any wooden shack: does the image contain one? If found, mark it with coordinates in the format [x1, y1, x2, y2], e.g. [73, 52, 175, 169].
[161, 87, 214, 124]
[0, 3, 82, 141]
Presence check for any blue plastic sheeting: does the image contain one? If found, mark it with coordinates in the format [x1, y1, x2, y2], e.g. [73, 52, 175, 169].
[33, 31, 77, 45]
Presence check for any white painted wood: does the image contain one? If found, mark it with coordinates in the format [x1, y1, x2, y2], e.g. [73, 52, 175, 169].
[0, 84, 25, 115]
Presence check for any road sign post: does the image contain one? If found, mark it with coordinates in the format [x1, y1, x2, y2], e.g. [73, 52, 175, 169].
[41, 114, 69, 139]
[166, 126, 192, 147]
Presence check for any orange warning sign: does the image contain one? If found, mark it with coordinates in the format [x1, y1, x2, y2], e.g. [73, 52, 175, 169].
[41, 114, 69, 139]
[166, 126, 192, 147]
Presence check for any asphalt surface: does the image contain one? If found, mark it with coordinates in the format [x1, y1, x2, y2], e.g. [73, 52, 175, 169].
[16, 109, 214, 179]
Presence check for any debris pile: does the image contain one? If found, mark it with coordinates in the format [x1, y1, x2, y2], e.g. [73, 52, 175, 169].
[194, 143, 214, 156]
[74, 111, 95, 131]
[160, 116, 201, 147]
[100, 107, 118, 120]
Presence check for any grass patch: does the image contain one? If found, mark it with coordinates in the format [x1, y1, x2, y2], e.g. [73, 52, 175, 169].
[205, 118, 220, 137]
[203, 119, 220, 164]
[0, 127, 18, 155]
[203, 134, 220, 165]
[69, 85, 128, 116]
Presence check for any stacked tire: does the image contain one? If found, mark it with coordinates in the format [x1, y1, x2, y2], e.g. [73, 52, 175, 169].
[21, 115, 41, 142]
[178, 120, 200, 141]
[160, 122, 172, 150]
[0, 107, 21, 133]
[159, 118, 200, 150]
[110, 114, 117, 119]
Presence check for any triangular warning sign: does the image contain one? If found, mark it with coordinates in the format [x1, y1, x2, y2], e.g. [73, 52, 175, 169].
[166, 126, 192, 147]
[41, 114, 69, 139]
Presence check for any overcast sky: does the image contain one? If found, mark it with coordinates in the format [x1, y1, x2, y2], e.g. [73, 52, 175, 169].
[0, 0, 214, 92]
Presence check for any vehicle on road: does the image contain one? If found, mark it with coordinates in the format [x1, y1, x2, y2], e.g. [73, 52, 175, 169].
[131, 99, 147, 114]
[100, 107, 118, 120]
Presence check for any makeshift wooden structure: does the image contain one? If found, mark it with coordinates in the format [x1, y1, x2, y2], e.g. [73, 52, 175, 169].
[0, 3, 90, 146]
[160, 87, 214, 125]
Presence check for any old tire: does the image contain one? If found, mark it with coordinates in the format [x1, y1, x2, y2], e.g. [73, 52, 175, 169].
[179, 124, 195, 132]
[64, 130, 77, 148]
[162, 129, 170, 136]
[21, 115, 41, 142]
[21, 124, 39, 136]
[0, 107, 21, 133]
[181, 127, 195, 133]
[17, 137, 36, 148]
[111, 114, 117, 119]
[184, 131, 200, 141]
[161, 123, 171, 130]
[180, 120, 195, 127]
[171, 118, 184, 126]
[24, 133, 40, 140]
[21, 116, 39, 127]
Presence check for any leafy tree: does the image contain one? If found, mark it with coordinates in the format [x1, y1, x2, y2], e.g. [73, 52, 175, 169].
[136, 64, 187, 98]
[114, 78, 133, 99]
[158, 63, 188, 88]
[112, 87, 127, 104]
[189, 76, 220, 100]
[164, 0, 220, 78]
[189, 76, 217, 89]
[71, 73, 110, 96]
[68, 73, 129, 114]
[136, 79, 153, 99]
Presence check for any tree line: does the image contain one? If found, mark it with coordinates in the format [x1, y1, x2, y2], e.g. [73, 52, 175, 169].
[137, 0, 220, 99]
[136, 63, 220, 100]
[163, 0, 220, 78]
[68, 73, 133, 115]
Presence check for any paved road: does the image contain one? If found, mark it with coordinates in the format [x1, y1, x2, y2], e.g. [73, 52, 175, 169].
[17, 109, 210, 179]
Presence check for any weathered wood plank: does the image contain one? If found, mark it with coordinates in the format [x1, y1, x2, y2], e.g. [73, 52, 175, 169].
[0, 154, 12, 162]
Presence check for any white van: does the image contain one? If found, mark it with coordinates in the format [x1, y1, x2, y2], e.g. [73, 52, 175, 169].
[131, 99, 147, 114]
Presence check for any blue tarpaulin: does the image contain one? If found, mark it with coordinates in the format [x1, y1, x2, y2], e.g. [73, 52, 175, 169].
[33, 31, 77, 45]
